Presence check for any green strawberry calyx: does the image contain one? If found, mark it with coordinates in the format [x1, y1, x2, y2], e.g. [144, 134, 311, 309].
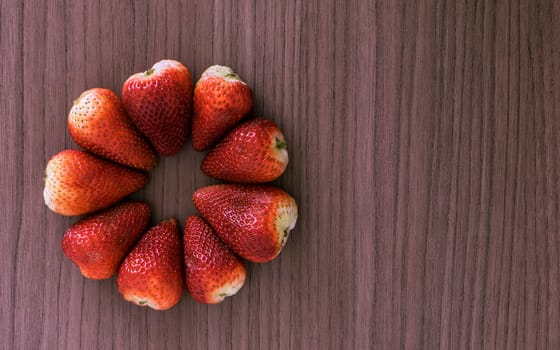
[224, 72, 240, 80]
[275, 137, 287, 149]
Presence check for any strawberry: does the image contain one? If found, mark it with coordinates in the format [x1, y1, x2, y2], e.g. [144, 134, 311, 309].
[122, 59, 193, 156]
[192, 65, 254, 151]
[68, 88, 157, 171]
[62, 202, 150, 279]
[183, 216, 246, 304]
[192, 184, 298, 262]
[117, 218, 184, 310]
[201, 118, 289, 183]
[43, 150, 147, 216]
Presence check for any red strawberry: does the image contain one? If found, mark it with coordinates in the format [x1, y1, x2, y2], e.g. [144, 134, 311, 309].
[183, 216, 246, 304]
[117, 218, 184, 310]
[122, 59, 193, 156]
[62, 202, 151, 279]
[192, 65, 254, 151]
[201, 118, 289, 183]
[68, 88, 157, 170]
[43, 150, 147, 216]
[192, 184, 298, 262]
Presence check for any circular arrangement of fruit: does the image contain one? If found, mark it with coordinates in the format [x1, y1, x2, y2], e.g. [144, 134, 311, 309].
[43, 60, 298, 310]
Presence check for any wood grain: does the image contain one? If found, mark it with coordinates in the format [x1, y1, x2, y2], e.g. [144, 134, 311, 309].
[2, 0, 559, 349]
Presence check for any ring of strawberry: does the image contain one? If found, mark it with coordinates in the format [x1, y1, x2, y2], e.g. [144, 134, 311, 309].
[45, 59, 300, 310]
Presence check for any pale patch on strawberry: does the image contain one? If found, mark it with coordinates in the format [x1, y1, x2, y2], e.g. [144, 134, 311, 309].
[43, 157, 72, 215]
[200, 65, 246, 84]
[122, 293, 159, 309]
[43, 169, 58, 212]
[128, 59, 188, 81]
[274, 200, 298, 251]
[151, 59, 184, 73]
[209, 267, 247, 303]
[272, 131, 289, 166]
[80, 268, 96, 279]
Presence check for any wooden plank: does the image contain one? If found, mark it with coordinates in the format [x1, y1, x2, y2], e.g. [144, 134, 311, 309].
[1, 0, 559, 348]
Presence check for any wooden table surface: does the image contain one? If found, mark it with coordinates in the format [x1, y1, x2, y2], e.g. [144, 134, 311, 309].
[2, 0, 560, 349]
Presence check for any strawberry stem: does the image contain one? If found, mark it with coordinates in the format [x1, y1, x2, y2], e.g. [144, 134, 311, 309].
[275, 137, 287, 149]
[224, 73, 239, 79]
[145, 68, 154, 76]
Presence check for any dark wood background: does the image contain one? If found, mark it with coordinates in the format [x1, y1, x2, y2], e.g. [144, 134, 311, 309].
[2, 0, 559, 349]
